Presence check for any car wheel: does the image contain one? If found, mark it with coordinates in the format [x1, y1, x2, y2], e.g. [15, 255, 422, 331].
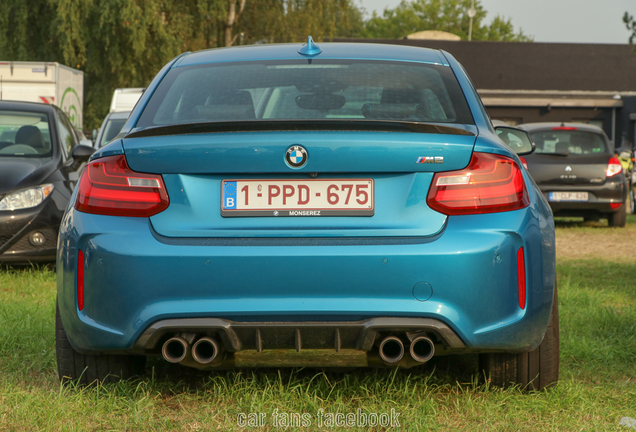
[479, 282, 559, 390]
[608, 204, 627, 228]
[56, 301, 145, 385]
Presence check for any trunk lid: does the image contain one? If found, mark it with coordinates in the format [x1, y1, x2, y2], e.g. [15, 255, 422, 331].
[123, 129, 476, 238]
[525, 153, 610, 186]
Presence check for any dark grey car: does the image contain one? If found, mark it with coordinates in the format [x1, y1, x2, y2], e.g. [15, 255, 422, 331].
[0, 101, 95, 263]
[518, 122, 627, 227]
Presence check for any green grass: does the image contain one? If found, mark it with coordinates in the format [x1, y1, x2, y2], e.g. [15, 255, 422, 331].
[1, 221, 636, 430]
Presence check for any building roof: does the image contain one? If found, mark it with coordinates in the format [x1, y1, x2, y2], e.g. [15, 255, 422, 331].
[333, 39, 636, 92]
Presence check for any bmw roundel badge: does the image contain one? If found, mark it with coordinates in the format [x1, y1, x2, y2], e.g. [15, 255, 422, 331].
[285, 145, 308, 168]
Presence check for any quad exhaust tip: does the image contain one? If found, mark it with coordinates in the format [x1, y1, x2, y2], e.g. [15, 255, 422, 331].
[378, 336, 405, 364]
[409, 336, 435, 363]
[162, 337, 190, 363]
[192, 337, 220, 364]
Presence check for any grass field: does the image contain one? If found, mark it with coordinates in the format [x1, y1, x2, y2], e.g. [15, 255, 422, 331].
[1, 216, 635, 431]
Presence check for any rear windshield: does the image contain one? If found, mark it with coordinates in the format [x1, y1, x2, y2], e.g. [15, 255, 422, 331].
[0, 110, 53, 157]
[137, 60, 474, 128]
[530, 130, 609, 156]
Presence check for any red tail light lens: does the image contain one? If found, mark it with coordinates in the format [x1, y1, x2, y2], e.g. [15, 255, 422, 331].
[606, 156, 623, 177]
[427, 152, 529, 215]
[552, 126, 577, 131]
[519, 156, 528, 170]
[517, 247, 526, 310]
[75, 155, 169, 217]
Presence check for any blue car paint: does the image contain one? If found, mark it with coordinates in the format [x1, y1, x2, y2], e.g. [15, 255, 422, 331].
[57, 42, 556, 360]
[173, 43, 450, 68]
[152, 172, 448, 238]
[57, 204, 553, 354]
[122, 130, 477, 175]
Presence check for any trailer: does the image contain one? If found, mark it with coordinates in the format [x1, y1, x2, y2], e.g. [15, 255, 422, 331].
[0, 61, 84, 129]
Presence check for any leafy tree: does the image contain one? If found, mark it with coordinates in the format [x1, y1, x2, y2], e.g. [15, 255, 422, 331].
[624, 12, 636, 44]
[239, 0, 363, 44]
[361, 0, 532, 42]
[0, 0, 59, 61]
[1, 0, 530, 131]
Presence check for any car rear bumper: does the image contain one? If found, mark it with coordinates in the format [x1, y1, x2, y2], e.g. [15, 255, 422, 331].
[57, 205, 555, 357]
[537, 179, 626, 215]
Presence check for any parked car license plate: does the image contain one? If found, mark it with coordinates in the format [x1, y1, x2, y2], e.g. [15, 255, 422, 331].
[221, 179, 374, 217]
[549, 192, 589, 202]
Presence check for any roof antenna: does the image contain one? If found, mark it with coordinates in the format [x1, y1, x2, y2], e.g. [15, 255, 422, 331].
[298, 36, 322, 56]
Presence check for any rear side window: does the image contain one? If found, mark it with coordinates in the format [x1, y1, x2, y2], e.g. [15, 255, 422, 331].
[530, 130, 609, 156]
[137, 60, 474, 128]
[99, 118, 127, 148]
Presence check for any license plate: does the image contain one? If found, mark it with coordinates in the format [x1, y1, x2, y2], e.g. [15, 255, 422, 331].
[549, 192, 589, 202]
[221, 179, 374, 217]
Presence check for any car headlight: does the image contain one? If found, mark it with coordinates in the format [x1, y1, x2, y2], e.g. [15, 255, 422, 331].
[0, 184, 54, 211]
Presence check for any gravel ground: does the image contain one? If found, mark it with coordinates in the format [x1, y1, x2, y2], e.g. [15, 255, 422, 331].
[555, 217, 636, 262]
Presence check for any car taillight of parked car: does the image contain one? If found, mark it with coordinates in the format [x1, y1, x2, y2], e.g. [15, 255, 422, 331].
[427, 152, 529, 215]
[606, 156, 623, 177]
[75, 155, 169, 217]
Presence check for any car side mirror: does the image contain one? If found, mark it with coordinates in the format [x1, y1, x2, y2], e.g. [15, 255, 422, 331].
[92, 129, 98, 141]
[72, 144, 95, 161]
[495, 126, 536, 156]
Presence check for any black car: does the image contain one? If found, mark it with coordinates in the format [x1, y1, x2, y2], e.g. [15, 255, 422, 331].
[518, 122, 628, 227]
[0, 101, 94, 263]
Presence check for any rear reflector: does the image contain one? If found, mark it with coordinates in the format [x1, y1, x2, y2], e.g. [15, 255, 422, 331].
[427, 152, 529, 215]
[606, 156, 623, 177]
[610, 202, 623, 210]
[517, 247, 526, 310]
[75, 155, 169, 217]
[78, 249, 85, 311]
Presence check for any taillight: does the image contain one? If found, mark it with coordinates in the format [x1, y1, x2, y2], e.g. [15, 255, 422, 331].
[75, 155, 169, 217]
[519, 156, 528, 170]
[427, 152, 529, 215]
[517, 247, 526, 310]
[552, 126, 577, 131]
[606, 156, 622, 177]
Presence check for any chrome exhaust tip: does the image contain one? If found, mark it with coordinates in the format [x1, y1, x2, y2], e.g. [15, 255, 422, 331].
[192, 337, 220, 364]
[162, 337, 190, 363]
[409, 336, 435, 363]
[378, 336, 405, 364]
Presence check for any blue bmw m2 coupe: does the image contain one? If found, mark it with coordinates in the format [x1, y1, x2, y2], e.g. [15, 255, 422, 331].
[56, 39, 558, 389]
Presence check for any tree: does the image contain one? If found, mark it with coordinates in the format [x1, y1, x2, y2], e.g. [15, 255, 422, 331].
[0, 0, 362, 130]
[239, 0, 363, 44]
[361, 0, 532, 42]
[225, 0, 247, 46]
[624, 12, 636, 45]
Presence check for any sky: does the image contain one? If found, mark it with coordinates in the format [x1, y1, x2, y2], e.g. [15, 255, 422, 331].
[358, 0, 634, 44]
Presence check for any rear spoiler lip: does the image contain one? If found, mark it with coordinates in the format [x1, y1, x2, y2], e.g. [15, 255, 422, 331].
[125, 119, 476, 139]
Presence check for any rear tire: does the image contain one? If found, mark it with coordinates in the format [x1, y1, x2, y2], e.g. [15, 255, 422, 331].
[479, 283, 559, 390]
[608, 204, 627, 227]
[629, 188, 635, 215]
[56, 302, 145, 385]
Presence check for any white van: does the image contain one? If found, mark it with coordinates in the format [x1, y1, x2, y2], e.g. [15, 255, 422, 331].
[109, 88, 144, 112]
